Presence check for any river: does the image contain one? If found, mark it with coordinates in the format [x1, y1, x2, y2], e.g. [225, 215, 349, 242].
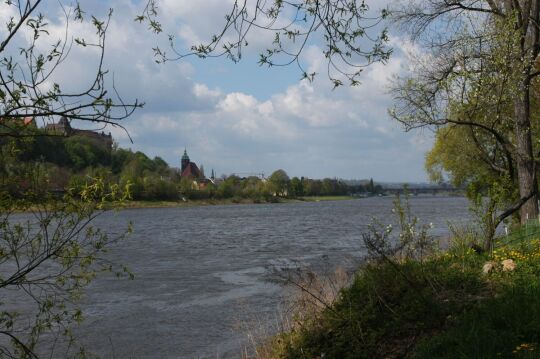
[39, 197, 473, 358]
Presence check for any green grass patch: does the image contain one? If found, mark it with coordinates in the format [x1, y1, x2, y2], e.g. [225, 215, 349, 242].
[414, 284, 540, 358]
[497, 219, 540, 248]
[270, 258, 488, 358]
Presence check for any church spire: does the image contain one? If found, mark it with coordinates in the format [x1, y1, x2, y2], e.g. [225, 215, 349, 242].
[181, 148, 190, 172]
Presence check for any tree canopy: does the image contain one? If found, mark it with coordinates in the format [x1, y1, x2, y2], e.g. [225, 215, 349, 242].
[388, 1, 540, 239]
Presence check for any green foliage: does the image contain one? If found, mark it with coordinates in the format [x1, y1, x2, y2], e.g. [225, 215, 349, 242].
[426, 123, 524, 248]
[0, 130, 112, 171]
[178, 176, 197, 199]
[425, 127, 483, 187]
[426, 126, 518, 216]
[0, 1, 140, 356]
[143, 175, 177, 200]
[498, 220, 540, 249]
[414, 285, 540, 359]
[391, 5, 540, 227]
[273, 258, 485, 359]
[268, 169, 290, 197]
[415, 234, 540, 358]
[289, 177, 303, 197]
[0, 134, 361, 203]
[64, 136, 111, 170]
[213, 176, 233, 199]
[111, 147, 132, 174]
[240, 176, 268, 201]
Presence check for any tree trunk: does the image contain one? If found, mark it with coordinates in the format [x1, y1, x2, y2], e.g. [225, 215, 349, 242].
[514, 75, 539, 223]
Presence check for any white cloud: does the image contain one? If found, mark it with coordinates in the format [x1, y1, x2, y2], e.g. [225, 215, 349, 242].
[116, 33, 430, 181]
[218, 93, 258, 113]
[193, 83, 221, 99]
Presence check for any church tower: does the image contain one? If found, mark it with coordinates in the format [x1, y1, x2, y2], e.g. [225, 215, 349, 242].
[181, 149, 190, 173]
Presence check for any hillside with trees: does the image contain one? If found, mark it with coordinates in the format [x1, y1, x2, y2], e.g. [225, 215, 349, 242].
[1, 130, 377, 204]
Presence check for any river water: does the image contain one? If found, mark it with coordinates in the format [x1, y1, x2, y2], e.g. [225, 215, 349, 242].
[41, 197, 472, 358]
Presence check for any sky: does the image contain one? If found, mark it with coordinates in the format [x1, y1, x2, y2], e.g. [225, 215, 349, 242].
[3, 0, 435, 182]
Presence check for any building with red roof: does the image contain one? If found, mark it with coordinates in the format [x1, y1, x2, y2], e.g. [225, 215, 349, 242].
[180, 149, 214, 189]
[181, 149, 203, 178]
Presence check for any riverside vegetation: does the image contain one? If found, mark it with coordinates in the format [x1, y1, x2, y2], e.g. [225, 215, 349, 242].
[1, 134, 380, 205]
[246, 195, 540, 359]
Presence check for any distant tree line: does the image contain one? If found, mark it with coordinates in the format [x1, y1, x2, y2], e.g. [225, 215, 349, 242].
[194, 170, 353, 202]
[1, 134, 383, 202]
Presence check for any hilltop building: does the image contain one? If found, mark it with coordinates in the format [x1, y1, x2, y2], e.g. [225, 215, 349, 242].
[45, 116, 113, 151]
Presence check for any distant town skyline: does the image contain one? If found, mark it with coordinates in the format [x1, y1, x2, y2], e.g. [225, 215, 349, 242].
[172, 148, 434, 183]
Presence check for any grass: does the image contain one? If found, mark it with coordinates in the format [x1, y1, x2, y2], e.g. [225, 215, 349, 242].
[413, 235, 540, 358]
[255, 225, 540, 358]
[414, 284, 540, 358]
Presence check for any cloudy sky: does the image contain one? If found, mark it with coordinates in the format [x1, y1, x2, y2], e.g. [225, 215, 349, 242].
[5, 1, 434, 182]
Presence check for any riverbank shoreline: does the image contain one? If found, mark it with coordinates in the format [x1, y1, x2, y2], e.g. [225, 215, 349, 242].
[112, 194, 465, 211]
[109, 195, 358, 210]
[11, 195, 359, 213]
[16, 194, 463, 213]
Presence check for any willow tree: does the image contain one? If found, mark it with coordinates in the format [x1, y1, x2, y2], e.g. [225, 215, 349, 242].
[426, 125, 519, 245]
[390, 1, 540, 226]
